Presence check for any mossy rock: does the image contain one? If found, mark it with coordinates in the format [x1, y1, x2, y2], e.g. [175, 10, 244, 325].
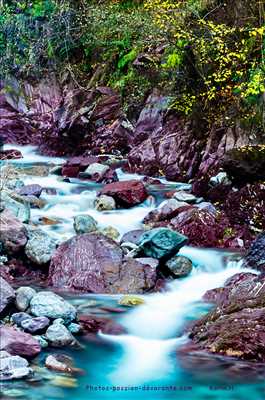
[118, 295, 145, 307]
[222, 145, 265, 184]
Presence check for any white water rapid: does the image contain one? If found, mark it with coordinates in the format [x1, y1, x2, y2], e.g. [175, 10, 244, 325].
[101, 256, 256, 385]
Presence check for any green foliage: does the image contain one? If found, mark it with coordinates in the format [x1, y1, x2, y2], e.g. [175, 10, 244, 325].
[0, 1, 77, 78]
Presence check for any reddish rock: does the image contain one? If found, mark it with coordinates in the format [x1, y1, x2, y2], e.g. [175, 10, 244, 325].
[78, 315, 126, 335]
[0, 149, 23, 160]
[100, 180, 148, 207]
[190, 273, 265, 361]
[0, 326, 41, 358]
[62, 156, 99, 178]
[0, 209, 27, 254]
[49, 233, 156, 293]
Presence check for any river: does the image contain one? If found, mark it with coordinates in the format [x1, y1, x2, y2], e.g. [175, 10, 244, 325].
[1, 145, 264, 400]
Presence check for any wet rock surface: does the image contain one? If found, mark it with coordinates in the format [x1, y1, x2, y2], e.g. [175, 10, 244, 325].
[100, 180, 148, 207]
[49, 232, 156, 293]
[190, 272, 265, 361]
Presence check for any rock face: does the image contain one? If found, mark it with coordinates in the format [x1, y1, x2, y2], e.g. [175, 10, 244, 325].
[190, 273, 265, 361]
[49, 233, 156, 293]
[25, 229, 57, 265]
[30, 291, 77, 323]
[243, 232, 265, 272]
[138, 228, 188, 259]
[0, 326, 41, 358]
[222, 145, 265, 184]
[0, 209, 27, 254]
[100, 180, 148, 207]
[0, 351, 31, 381]
[0, 278, 15, 316]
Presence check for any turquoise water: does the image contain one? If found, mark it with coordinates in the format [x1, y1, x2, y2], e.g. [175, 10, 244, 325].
[2, 301, 265, 400]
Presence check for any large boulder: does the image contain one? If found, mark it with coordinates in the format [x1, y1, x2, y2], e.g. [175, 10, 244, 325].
[30, 291, 77, 323]
[0, 209, 27, 254]
[138, 228, 188, 259]
[0, 326, 41, 358]
[25, 229, 57, 265]
[100, 180, 148, 207]
[49, 233, 156, 293]
[190, 273, 265, 361]
[0, 277, 15, 316]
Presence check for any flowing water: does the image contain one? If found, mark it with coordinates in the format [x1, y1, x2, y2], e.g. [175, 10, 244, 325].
[1, 145, 265, 400]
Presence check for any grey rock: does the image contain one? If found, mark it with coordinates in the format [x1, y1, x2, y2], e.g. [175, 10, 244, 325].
[21, 317, 50, 334]
[210, 171, 231, 186]
[0, 191, 30, 222]
[45, 323, 75, 347]
[0, 352, 31, 381]
[95, 195, 116, 211]
[11, 312, 32, 327]
[173, 191, 197, 204]
[15, 287, 37, 312]
[166, 255, 193, 278]
[73, 214, 98, 234]
[0, 277, 15, 316]
[85, 163, 110, 179]
[18, 184, 43, 197]
[30, 291, 77, 323]
[6, 179, 24, 191]
[25, 229, 57, 265]
[120, 229, 145, 245]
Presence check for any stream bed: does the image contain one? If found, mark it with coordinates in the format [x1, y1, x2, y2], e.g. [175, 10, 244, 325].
[1, 146, 264, 400]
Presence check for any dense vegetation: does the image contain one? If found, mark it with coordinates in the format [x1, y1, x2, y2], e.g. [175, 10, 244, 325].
[0, 0, 264, 130]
